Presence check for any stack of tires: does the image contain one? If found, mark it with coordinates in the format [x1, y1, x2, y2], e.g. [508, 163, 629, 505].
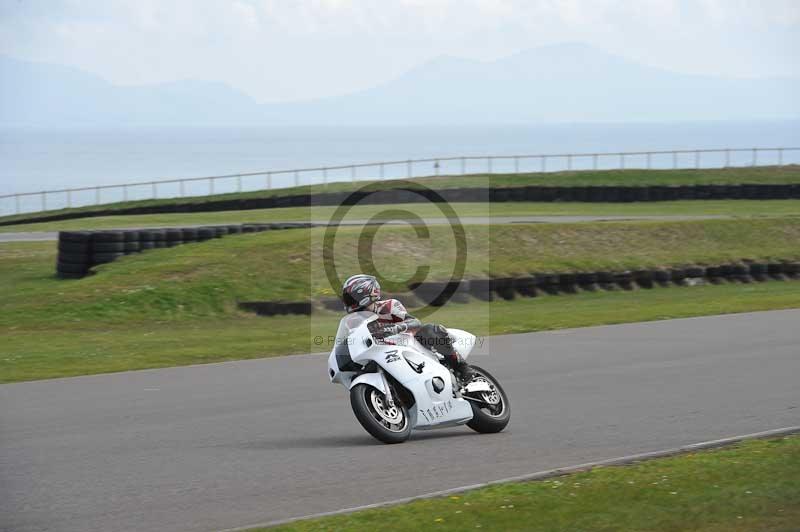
[54, 222, 311, 280]
[165, 228, 183, 247]
[91, 231, 126, 266]
[139, 230, 161, 250]
[57, 231, 92, 279]
[123, 231, 140, 255]
[181, 228, 198, 243]
[197, 227, 216, 241]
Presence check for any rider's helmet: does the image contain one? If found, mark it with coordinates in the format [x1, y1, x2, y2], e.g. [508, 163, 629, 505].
[342, 274, 381, 313]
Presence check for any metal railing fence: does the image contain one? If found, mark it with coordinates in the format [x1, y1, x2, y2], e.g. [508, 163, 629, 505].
[1, 146, 798, 216]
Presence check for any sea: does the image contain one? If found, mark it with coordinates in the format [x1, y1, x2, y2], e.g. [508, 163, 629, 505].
[1, 120, 799, 215]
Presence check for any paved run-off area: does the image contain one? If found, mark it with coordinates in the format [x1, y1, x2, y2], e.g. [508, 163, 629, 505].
[1, 310, 798, 532]
[0, 214, 731, 242]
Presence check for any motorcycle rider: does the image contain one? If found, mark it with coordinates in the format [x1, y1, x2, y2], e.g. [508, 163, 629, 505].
[341, 274, 474, 381]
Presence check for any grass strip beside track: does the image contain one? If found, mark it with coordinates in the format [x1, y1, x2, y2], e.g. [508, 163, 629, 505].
[3, 282, 800, 383]
[3, 217, 800, 382]
[3, 218, 800, 325]
[1, 165, 797, 226]
[0, 200, 798, 233]
[258, 435, 800, 532]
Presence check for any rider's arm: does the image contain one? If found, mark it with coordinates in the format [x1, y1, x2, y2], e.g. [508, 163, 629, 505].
[373, 299, 420, 336]
[379, 317, 420, 337]
[387, 299, 421, 331]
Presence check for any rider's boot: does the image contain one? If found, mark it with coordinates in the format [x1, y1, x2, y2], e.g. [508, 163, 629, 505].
[452, 358, 475, 383]
[440, 349, 474, 383]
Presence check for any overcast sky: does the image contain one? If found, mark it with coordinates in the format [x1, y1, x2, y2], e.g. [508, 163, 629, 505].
[1, 0, 798, 103]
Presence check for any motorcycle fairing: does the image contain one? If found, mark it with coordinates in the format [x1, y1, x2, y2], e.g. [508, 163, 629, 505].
[340, 313, 473, 429]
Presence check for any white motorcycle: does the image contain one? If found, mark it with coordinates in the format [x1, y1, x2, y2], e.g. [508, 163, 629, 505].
[327, 312, 510, 444]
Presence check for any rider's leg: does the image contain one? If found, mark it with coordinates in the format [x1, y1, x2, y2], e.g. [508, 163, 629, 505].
[415, 324, 474, 380]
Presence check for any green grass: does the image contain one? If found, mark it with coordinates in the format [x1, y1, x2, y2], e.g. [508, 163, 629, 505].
[1, 199, 798, 233]
[3, 217, 800, 382]
[3, 278, 800, 383]
[1, 165, 797, 227]
[3, 218, 800, 327]
[260, 435, 800, 532]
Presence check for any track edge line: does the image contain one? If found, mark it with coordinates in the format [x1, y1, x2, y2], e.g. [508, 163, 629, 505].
[217, 425, 800, 532]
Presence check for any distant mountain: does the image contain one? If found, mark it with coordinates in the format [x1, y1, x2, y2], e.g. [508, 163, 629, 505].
[2, 44, 798, 126]
[0, 55, 260, 126]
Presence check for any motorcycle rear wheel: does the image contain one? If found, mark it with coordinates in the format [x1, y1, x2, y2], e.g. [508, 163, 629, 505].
[350, 383, 412, 444]
[465, 365, 510, 434]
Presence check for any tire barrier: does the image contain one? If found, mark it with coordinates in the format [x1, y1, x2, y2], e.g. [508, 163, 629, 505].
[513, 275, 538, 297]
[653, 269, 671, 287]
[633, 269, 654, 289]
[55, 231, 92, 279]
[410, 280, 471, 306]
[239, 260, 800, 316]
[558, 273, 579, 294]
[614, 271, 635, 291]
[238, 301, 312, 316]
[576, 272, 598, 292]
[468, 278, 493, 301]
[54, 223, 317, 279]
[416, 261, 800, 305]
[596, 271, 617, 291]
[668, 267, 686, 285]
[9, 182, 800, 227]
[749, 263, 768, 282]
[491, 278, 516, 300]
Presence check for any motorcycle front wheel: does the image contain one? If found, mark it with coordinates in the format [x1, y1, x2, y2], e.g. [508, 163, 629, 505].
[465, 365, 511, 434]
[350, 384, 412, 444]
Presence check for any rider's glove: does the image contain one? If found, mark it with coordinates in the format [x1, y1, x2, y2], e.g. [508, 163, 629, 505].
[375, 322, 408, 339]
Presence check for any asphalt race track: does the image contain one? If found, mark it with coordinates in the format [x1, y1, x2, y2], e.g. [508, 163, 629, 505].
[0, 214, 728, 242]
[1, 310, 798, 532]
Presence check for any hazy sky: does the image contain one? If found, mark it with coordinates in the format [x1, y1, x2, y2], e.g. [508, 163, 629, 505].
[1, 0, 798, 103]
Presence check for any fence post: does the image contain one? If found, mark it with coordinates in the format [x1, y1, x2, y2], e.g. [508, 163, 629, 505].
[123, 185, 128, 202]
[778, 148, 783, 167]
[646, 152, 651, 169]
[40, 192, 46, 211]
[541, 155, 547, 172]
[725, 149, 730, 167]
[752, 148, 758, 166]
[566, 154, 572, 171]
[179, 180, 185, 197]
[672, 151, 678, 169]
[67, 189, 72, 208]
[294, 171, 300, 187]
[95, 187, 100, 205]
[695, 151, 700, 169]
[350, 166, 356, 182]
[237, 175, 243, 192]
[487, 157, 492, 174]
[380, 163, 384, 179]
[514, 156, 519, 173]
[435, 160, 440, 176]
[267, 173, 272, 190]
[593, 154, 598, 170]
[15, 194, 20, 214]
[619, 153, 625, 170]
[151, 182, 157, 199]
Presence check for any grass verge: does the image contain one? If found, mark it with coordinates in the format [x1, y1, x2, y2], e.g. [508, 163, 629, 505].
[3, 281, 800, 383]
[0, 199, 798, 233]
[3, 218, 799, 328]
[259, 435, 800, 532]
[1, 165, 797, 226]
[3, 217, 800, 382]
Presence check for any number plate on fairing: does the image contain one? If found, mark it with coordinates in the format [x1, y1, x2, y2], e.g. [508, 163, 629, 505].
[419, 399, 455, 423]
